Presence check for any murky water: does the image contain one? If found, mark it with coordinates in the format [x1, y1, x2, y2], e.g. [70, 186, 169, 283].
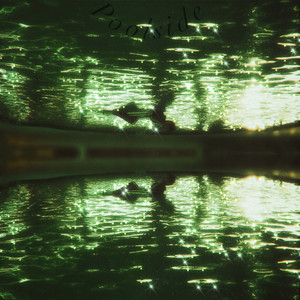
[0, 0, 300, 299]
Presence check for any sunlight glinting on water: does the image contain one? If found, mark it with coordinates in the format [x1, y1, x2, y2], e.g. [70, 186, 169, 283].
[1, 1, 300, 298]
[52, 48, 300, 130]
[0, 174, 299, 297]
[2, 31, 300, 130]
[21, 175, 297, 253]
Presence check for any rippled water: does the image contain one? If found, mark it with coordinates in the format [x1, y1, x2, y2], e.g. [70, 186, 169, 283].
[0, 0, 300, 299]
[0, 175, 299, 300]
[1, 0, 300, 130]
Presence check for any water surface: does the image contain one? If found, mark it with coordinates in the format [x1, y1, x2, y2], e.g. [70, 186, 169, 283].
[0, 175, 299, 299]
[0, 1, 300, 299]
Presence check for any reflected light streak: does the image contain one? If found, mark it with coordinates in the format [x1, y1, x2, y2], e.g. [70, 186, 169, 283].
[227, 177, 300, 232]
[231, 83, 300, 130]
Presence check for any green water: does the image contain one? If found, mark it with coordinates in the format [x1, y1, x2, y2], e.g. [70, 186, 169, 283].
[0, 0, 299, 130]
[0, 175, 300, 300]
[0, 0, 300, 299]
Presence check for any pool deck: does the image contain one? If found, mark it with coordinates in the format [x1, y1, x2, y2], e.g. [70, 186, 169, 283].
[1, 122, 299, 184]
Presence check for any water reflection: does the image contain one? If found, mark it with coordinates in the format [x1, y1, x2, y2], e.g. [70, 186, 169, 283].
[0, 175, 299, 299]
[0, 0, 299, 131]
[1, 0, 300, 299]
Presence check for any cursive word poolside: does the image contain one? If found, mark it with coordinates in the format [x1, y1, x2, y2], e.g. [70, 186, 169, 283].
[91, 2, 202, 39]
